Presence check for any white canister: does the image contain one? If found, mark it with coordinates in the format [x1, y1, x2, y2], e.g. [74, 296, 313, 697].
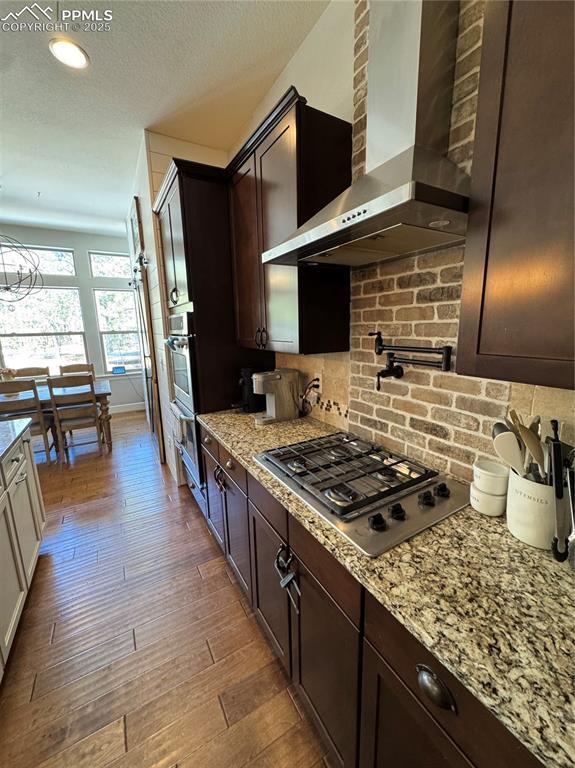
[506, 471, 556, 550]
[473, 458, 509, 496]
[469, 483, 507, 517]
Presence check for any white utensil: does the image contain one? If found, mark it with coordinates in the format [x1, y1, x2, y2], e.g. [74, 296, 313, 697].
[492, 430, 525, 477]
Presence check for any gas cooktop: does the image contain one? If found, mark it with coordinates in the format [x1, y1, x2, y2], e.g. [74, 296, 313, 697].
[254, 432, 469, 557]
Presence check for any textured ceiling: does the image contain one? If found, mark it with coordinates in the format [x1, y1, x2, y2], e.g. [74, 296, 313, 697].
[0, 0, 329, 234]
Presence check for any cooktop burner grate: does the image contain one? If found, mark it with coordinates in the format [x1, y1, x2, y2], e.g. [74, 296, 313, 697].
[263, 433, 438, 518]
[255, 431, 470, 557]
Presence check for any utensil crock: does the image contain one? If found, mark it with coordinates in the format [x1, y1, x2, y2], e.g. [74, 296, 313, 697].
[506, 471, 556, 549]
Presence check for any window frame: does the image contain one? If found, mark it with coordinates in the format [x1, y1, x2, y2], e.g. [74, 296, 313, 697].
[0, 285, 89, 374]
[93, 287, 140, 374]
[22, 244, 76, 277]
[0, 332, 89, 375]
[0, 244, 141, 377]
[88, 250, 134, 280]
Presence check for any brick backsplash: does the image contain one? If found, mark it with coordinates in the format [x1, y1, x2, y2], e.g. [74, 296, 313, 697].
[352, 0, 369, 180]
[348, 244, 517, 480]
[279, 0, 574, 475]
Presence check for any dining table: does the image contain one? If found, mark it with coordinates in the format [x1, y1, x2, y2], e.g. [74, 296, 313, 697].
[0, 378, 113, 450]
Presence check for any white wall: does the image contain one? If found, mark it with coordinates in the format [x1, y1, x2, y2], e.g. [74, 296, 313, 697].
[230, 0, 354, 157]
[0, 222, 144, 412]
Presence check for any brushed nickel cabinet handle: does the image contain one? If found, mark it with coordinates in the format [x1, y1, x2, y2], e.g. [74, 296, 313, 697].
[225, 459, 234, 470]
[203, 436, 212, 445]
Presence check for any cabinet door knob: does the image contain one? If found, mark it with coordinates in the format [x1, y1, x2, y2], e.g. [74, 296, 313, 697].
[416, 665, 457, 713]
[255, 328, 262, 348]
[203, 436, 212, 445]
[261, 327, 268, 347]
[225, 459, 234, 470]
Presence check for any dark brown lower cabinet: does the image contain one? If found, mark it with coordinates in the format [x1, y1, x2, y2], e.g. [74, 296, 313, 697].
[248, 501, 291, 673]
[290, 554, 360, 768]
[360, 641, 473, 768]
[192, 452, 542, 768]
[222, 472, 251, 598]
[201, 447, 225, 551]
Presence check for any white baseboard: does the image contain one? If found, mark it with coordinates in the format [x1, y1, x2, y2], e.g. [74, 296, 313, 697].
[109, 402, 146, 414]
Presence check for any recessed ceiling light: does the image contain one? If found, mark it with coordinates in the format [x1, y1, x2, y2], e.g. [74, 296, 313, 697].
[49, 39, 90, 69]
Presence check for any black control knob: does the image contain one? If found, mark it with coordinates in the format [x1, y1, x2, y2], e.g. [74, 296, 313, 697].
[434, 482, 451, 498]
[368, 512, 387, 532]
[389, 502, 406, 521]
[418, 490, 436, 507]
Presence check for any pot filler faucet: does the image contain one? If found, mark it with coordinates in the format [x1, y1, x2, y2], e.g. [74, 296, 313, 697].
[252, 369, 300, 426]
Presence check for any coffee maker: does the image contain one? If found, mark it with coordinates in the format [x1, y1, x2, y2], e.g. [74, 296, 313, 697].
[252, 369, 300, 425]
[238, 367, 272, 413]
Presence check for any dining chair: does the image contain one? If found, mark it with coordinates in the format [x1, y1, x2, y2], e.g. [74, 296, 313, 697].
[59, 363, 96, 376]
[14, 367, 50, 378]
[0, 379, 54, 464]
[59, 364, 96, 443]
[47, 374, 103, 464]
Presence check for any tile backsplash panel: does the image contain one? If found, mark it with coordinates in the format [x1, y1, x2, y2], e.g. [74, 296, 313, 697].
[278, 0, 574, 476]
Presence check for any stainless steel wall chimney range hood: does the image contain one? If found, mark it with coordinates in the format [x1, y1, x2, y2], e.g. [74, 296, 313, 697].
[262, 1, 470, 268]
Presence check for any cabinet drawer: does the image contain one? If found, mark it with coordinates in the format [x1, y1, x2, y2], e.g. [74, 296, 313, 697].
[364, 593, 542, 768]
[219, 446, 247, 495]
[289, 516, 361, 628]
[1, 440, 26, 488]
[199, 426, 219, 461]
[247, 473, 288, 540]
[0, 490, 27, 661]
[8, 464, 42, 588]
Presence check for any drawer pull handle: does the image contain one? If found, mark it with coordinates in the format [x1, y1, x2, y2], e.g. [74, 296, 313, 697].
[274, 545, 292, 577]
[416, 665, 457, 713]
[11, 455, 22, 464]
[15, 473, 27, 485]
[225, 459, 234, 470]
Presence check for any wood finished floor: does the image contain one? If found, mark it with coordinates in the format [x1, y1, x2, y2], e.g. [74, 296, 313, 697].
[0, 413, 327, 768]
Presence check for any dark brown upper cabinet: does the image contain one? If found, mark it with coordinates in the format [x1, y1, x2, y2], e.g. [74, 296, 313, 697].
[229, 89, 352, 354]
[153, 161, 274, 413]
[457, 1, 574, 389]
[157, 178, 190, 309]
[230, 156, 264, 349]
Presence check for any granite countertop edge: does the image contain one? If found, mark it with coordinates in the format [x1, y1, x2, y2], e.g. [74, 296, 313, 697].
[0, 418, 32, 461]
[197, 410, 574, 768]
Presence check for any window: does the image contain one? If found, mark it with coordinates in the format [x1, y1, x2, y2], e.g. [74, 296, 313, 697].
[0, 243, 141, 378]
[27, 247, 75, 276]
[90, 251, 132, 279]
[0, 287, 87, 373]
[94, 289, 139, 372]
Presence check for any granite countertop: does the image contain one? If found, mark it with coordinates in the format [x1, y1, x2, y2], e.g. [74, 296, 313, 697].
[0, 418, 32, 460]
[198, 410, 574, 768]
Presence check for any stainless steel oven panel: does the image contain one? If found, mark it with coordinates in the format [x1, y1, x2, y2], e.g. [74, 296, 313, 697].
[165, 312, 196, 414]
[172, 402, 202, 489]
